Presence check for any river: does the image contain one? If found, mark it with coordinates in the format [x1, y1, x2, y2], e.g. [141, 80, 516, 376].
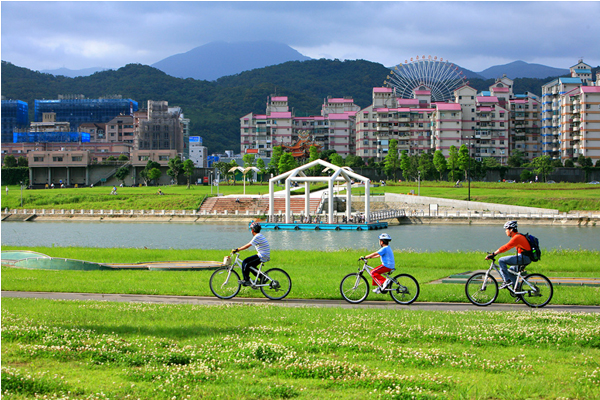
[1, 221, 598, 252]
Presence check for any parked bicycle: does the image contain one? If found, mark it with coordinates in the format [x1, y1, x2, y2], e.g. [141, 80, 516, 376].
[340, 257, 419, 305]
[209, 252, 292, 300]
[465, 254, 553, 308]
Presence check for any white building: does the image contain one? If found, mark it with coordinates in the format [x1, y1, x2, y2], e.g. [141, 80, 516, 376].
[188, 136, 207, 167]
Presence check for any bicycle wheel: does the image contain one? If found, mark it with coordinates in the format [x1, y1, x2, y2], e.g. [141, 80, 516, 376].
[518, 273, 553, 308]
[209, 267, 241, 299]
[340, 273, 369, 304]
[260, 268, 292, 300]
[389, 274, 420, 305]
[465, 272, 498, 306]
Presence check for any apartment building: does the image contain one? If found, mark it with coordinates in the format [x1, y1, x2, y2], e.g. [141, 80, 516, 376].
[355, 87, 435, 160]
[542, 60, 600, 163]
[240, 96, 359, 158]
[134, 101, 184, 155]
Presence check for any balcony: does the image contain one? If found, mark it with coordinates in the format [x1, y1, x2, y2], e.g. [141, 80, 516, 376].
[572, 135, 581, 141]
[376, 125, 389, 132]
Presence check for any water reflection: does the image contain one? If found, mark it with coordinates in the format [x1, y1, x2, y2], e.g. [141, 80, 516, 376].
[1, 221, 598, 252]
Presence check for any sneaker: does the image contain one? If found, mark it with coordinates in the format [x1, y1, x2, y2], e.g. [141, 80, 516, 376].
[373, 287, 382, 294]
[238, 280, 252, 287]
[499, 281, 513, 290]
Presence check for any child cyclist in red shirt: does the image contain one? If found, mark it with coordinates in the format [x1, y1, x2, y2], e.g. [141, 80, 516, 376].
[362, 233, 394, 293]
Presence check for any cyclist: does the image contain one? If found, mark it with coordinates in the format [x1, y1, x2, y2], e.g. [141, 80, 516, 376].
[233, 222, 271, 286]
[486, 220, 531, 289]
[362, 233, 395, 293]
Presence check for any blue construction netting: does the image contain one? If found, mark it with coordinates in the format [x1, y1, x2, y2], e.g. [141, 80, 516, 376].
[13, 131, 91, 143]
[34, 98, 139, 129]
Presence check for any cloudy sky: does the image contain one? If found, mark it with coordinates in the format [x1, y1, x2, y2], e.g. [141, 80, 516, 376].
[2, 1, 599, 73]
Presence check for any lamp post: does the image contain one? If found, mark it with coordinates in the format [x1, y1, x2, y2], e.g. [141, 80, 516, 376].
[20, 181, 24, 207]
[417, 171, 421, 196]
[209, 171, 213, 194]
[467, 136, 471, 202]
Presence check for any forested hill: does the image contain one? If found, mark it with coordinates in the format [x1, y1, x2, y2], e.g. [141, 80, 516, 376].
[1, 60, 563, 154]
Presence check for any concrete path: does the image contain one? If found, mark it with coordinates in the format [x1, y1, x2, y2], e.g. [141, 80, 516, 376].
[3, 291, 599, 313]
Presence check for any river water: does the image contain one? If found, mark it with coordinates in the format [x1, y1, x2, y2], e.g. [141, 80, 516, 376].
[1, 221, 598, 253]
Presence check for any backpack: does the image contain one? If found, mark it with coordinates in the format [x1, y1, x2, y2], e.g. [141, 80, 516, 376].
[522, 233, 542, 262]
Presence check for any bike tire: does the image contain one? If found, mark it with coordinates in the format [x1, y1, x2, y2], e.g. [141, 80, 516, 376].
[260, 268, 292, 300]
[340, 273, 369, 304]
[465, 272, 498, 306]
[388, 274, 420, 305]
[518, 273, 553, 308]
[209, 267, 241, 299]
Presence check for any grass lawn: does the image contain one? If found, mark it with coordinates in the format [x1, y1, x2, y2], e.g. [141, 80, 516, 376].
[2, 181, 600, 212]
[3, 247, 599, 306]
[2, 298, 600, 399]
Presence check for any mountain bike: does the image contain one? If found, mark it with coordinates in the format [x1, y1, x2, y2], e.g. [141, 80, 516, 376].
[209, 252, 291, 300]
[340, 257, 419, 305]
[465, 254, 553, 308]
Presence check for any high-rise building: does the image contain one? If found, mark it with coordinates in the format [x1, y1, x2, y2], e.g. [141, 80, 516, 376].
[1, 99, 28, 143]
[34, 97, 138, 130]
[542, 60, 599, 162]
[134, 101, 184, 154]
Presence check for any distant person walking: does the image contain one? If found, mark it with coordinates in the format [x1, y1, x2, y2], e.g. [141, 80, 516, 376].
[5, 186, 8, 196]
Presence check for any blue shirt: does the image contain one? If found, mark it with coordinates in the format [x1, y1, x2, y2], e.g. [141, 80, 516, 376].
[377, 245, 395, 270]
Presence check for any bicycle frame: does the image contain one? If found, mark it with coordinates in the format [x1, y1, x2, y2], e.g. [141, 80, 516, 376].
[227, 252, 271, 289]
[482, 259, 538, 296]
[355, 259, 394, 291]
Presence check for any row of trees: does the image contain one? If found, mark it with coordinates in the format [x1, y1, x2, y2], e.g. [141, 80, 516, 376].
[211, 141, 600, 184]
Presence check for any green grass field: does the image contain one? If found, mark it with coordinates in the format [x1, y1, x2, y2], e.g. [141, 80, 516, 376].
[2, 247, 599, 306]
[2, 181, 600, 212]
[2, 298, 600, 399]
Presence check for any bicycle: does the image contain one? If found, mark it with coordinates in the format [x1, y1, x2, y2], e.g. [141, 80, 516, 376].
[340, 257, 419, 305]
[465, 254, 553, 308]
[209, 252, 292, 300]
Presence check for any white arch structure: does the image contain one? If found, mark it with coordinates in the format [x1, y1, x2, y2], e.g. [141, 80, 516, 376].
[268, 159, 371, 224]
[229, 166, 260, 195]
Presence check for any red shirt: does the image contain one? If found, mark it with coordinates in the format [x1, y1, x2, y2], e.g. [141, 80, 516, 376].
[496, 233, 531, 255]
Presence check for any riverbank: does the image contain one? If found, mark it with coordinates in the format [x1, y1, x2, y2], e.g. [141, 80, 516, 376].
[2, 208, 598, 226]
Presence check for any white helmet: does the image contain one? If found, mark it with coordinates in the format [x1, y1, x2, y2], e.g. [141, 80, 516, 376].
[503, 220, 518, 230]
[378, 233, 392, 241]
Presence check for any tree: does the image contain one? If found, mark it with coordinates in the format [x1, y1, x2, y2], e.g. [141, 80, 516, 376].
[345, 155, 365, 168]
[417, 152, 435, 181]
[507, 150, 525, 168]
[329, 152, 344, 167]
[140, 160, 161, 186]
[17, 156, 28, 167]
[383, 139, 400, 180]
[458, 144, 471, 181]
[212, 161, 230, 184]
[278, 152, 297, 174]
[3, 154, 17, 168]
[182, 159, 195, 188]
[520, 169, 533, 182]
[308, 145, 322, 176]
[148, 168, 162, 185]
[530, 155, 554, 182]
[564, 159, 575, 167]
[115, 165, 130, 185]
[256, 158, 267, 183]
[577, 155, 593, 168]
[447, 145, 459, 182]
[399, 150, 411, 181]
[166, 156, 183, 184]
[242, 153, 255, 168]
[269, 146, 283, 176]
[228, 159, 239, 185]
[482, 157, 500, 169]
[432, 150, 447, 180]
[118, 154, 129, 162]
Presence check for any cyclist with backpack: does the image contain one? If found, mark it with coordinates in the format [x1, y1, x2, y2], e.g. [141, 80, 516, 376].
[485, 220, 533, 289]
[232, 222, 271, 287]
[362, 233, 395, 293]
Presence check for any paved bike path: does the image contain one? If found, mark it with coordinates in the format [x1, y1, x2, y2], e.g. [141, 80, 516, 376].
[3, 291, 599, 313]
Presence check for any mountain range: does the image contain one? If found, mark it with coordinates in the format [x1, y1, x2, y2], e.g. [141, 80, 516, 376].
[38, 41, 570, 81]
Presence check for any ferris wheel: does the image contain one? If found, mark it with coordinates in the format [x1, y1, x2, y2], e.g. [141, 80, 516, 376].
[384, 55, 468, 102]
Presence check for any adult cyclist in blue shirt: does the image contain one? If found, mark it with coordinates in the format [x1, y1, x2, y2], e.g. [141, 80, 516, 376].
[362, 233, 395, 293]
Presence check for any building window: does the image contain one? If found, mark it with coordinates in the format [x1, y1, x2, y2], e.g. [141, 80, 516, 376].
[159, 155, 169, 161]
[52, 156, 63, 162]
[34, 157, 44, 162]
[72, 156, 82, 162]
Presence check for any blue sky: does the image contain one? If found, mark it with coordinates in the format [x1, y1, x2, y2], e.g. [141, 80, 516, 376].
[1, 1, 599, 72]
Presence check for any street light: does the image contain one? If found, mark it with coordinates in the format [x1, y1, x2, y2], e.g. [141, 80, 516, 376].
[417, 171, 421, 196]
[20, 181, 23, 207]
[467, 136, 472, 202]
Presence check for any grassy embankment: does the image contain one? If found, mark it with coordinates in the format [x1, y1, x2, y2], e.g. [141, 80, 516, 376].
[2, 182, 600, 212]
[3, 246, 599, 306]
[2, 298, 600, 399]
